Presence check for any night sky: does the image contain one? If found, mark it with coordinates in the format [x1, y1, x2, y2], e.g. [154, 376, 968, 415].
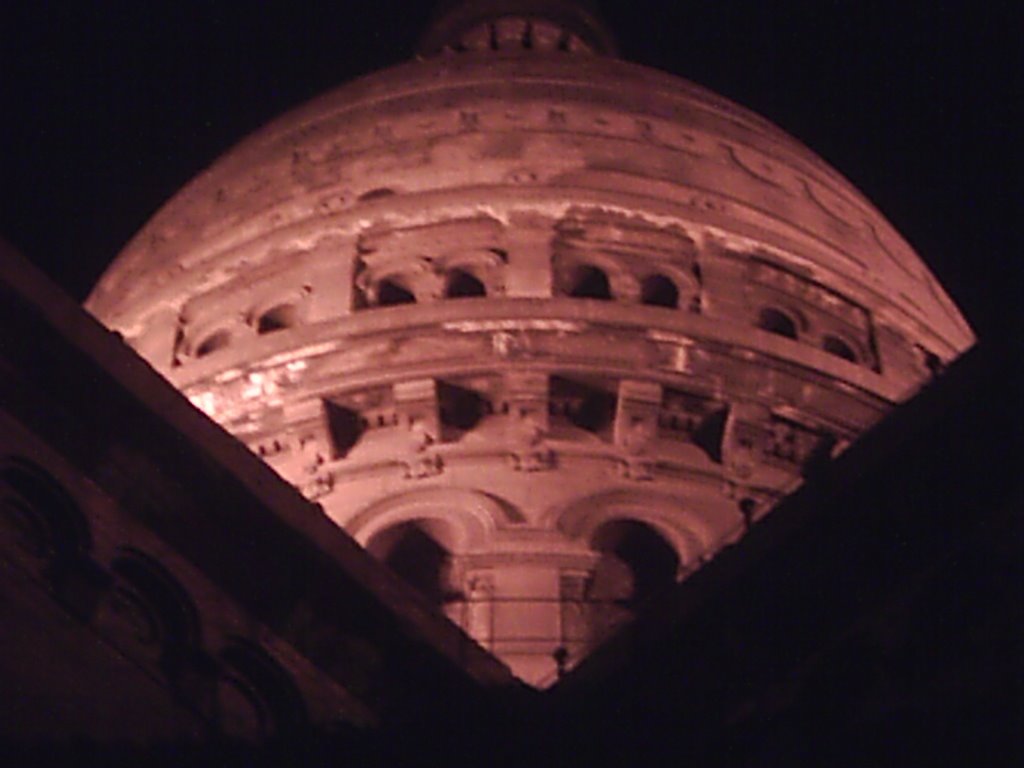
[0, 1, 1018, 340]
[0, 6, 1019, 758]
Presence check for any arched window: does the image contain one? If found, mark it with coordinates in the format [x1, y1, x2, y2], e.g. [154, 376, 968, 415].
[376, 278, 416, 306]
[823, 334, 858, 363]
[0, 458, 90, 561]
[109, 548, 201, 654]
[195, 329, 231, 358]
[219, 639, 308, 739]
[445, 268, 487, 298]
[640, 273, 679, 308]
[256, 304, 297, 334]
[366, 521, 455, 606]
[757, 307, 798, 339]
[590, 520, 678, 607]
[568, 265, 612, 300]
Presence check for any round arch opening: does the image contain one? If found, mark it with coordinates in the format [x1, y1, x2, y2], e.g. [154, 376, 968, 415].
[757, 307, 799, 339]
[445, 268, 487, 298]
[640, 273, 679, 308]
[365, 519, 461, 606]
[376, 278, 416, 306]
[568, 264, 612, 300]
[589, 519, 679, 608]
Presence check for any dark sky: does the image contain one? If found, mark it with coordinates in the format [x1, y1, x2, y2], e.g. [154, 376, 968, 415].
[0, 1, 1018, 339]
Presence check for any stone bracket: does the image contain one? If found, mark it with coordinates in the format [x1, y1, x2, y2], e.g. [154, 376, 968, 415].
[393, 378, 440, 446]
[614, 379, 662, 454]
[503, 371, 549, 443]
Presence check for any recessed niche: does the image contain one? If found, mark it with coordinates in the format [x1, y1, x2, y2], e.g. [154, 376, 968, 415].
[640, 273, 679, 308]
[590, 519, 679, 607]
[377, 279, 416, 306]
[366, 521, 455, 606]
[0, 458, 90, 560]
[439, 382, 490, 433]
[550, 377, 616, 435]
[195, 330, 232, 358]
[757, 307, 798, 339]
[324, 401, 366, 458]
[823, 334, 857, 362]
[567, 265, 612, 300]
[357, 187, 397, 202]
[445, 268, 487, 298]
[256, 304, 297, 334]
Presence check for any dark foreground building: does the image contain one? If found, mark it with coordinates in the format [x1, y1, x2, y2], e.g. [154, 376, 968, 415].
[1, 2, 1020, 765]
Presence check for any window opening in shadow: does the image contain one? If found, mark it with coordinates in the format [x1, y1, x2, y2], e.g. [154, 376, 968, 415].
[256, 304, 297, 334]
[591, 519, 678, 608]
[0, 458, 91, 559]
[641, 274, 679, 308]
[551, 377, 616, 434]
[195, 330, 231, 358]
[568, 265, 612, 299]
[823, 334, 857, 362]
[377, 279, 416, 306]
[367, 522, 452, 606]
[445, 269, 487, 298]
[757, 307, 798, 339]
[439, 382, 490, 434]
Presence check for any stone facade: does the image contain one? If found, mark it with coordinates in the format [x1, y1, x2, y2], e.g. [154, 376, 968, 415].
[0, 239, 513, 741]
[86, 3, 972, 685]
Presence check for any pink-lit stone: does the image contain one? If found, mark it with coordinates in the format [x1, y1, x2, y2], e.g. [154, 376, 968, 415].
[86, 2, 973, 686]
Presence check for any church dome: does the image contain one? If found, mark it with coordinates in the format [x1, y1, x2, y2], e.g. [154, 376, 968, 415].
[86, 2, 973, 686]
[88, 48, 970, 358]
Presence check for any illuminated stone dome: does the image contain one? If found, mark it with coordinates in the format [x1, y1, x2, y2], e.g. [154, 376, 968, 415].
[87, 1, 973, 686]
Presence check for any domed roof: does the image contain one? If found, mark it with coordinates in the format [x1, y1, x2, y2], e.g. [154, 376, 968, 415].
[87, 48, 971, 358]
[82, 10, 975, 686]
[417, 0, 619, 55]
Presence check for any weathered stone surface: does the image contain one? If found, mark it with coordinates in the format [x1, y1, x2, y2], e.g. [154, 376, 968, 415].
[0, 239, 516, 738]
[84, 2, 973, 686]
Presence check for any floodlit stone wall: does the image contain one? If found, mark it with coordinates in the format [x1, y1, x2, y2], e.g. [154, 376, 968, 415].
[87, 8, 972, 686]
